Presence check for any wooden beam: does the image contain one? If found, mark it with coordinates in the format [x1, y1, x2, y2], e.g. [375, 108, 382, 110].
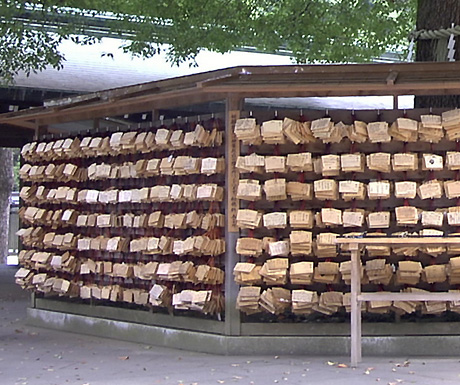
[359, 293, 460, 302]
[20, 91, 224, 126]
[386, 71, 399, 85]
[201, 81, 460, 95]
[336, 237, 460, 246]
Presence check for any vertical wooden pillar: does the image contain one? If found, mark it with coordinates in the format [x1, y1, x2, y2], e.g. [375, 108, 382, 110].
[34, 124, 48, 141]
[350, 243, 362, 367]
[224, 94, 242, 336]
[151, 109, 160, 122]
[393, 95, 399, 110]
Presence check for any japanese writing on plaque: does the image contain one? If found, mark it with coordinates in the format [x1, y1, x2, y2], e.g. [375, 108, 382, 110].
[227, 111, 240, 232]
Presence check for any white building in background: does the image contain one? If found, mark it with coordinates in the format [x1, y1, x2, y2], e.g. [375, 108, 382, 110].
[14, 37, 413, 110]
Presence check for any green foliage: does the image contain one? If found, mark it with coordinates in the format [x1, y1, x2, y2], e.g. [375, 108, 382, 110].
[0, 0, 416, 83]
[12, 148, 20, 191]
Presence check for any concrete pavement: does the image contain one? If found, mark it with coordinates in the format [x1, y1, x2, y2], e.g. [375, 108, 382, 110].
[1, 266, 460, 385]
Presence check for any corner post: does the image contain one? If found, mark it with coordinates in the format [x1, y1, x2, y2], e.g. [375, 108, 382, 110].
[224, 94, 243, 336]
[34, 124, 48, 141]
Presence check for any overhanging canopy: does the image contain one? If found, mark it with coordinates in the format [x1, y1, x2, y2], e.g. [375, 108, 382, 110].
[2, 62, 460, 133]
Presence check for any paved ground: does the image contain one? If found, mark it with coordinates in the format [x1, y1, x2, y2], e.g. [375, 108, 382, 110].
[1, 266, 460, 385]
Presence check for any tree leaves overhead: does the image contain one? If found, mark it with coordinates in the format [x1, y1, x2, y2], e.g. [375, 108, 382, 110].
[0, 0, 416, 83]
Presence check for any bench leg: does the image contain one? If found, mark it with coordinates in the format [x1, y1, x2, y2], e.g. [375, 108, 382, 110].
[350, 247, 362, 367]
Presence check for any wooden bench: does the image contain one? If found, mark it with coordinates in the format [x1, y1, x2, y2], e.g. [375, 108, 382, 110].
[335, 237, 460, 367]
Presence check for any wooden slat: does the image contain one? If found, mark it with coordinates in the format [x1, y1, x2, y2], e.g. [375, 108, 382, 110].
[336, 237, 460, 246]
[359, 293, 460, 302]
[201, 81, 460, 94]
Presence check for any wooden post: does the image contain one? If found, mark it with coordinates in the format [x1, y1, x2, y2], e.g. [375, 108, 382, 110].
[151, 109, 160, 122]
[224, 94, 243, 335]
[350, 243, 362, 367]
[34, 124, 48, 141]
[393, 95, 399, 110]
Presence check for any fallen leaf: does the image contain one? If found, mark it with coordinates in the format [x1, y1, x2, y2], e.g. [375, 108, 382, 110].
[388, 382, 397, 385]
[409, 371, 415, 374]
[233, 376, 242, 380]
[118, 356, 129, 361]
[274, 356, 279, 359]
[396, 380, 403, 383]
[338, 364, 348, 368]
[327, 361, 337, 366]
[231, 364, 240, 367]
[403, 361, 410, 367]
[246, 361, 252, 364]
[15, 329, 23, 333]
[217, 381, 225, 384]
[392, 368, 397, 372]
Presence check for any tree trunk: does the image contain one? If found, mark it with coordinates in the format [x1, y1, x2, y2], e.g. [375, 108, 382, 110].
[415, 0, 460, 107]
[0, 148, 13, 264]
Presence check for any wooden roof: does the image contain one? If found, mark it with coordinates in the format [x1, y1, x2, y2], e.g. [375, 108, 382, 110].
[3, 62, 460, 130]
